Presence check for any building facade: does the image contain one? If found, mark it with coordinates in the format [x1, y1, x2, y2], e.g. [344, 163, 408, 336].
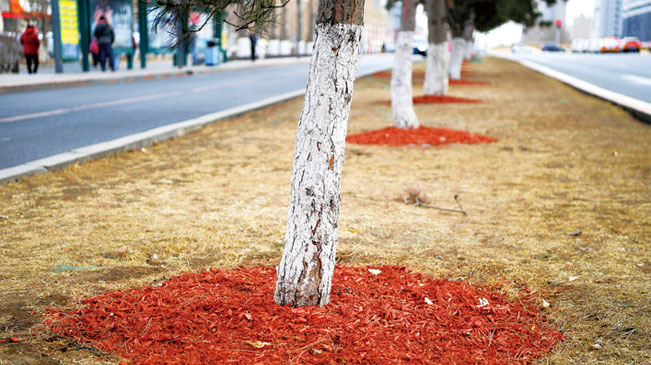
[592, 0, 624, 37]
[622, 0, 651, 41]
[571, 15, 593, 40]
[522, 0, 569, 44]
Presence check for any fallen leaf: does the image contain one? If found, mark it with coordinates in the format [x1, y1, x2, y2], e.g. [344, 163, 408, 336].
[245, 341, 271, 349]
[591, 343, 602, 350]
[368, 269, 381, 275]
[568, 276, 579, 282]
[424, 297, 434, 305]
[565, 231, 582, 236]
[9, 337, 19, 343]
[542, 299, 550, 308]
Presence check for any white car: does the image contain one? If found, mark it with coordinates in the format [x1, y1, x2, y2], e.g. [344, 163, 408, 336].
[511, 43, 536, 54]
[587, 38, 604, 53]
[570, 39, 588, 53]
[600, 37, 621, 53]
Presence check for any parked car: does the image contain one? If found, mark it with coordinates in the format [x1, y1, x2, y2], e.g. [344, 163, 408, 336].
[622, 37, 642, 52]
[413, 38, 427, 56]
[570, 39, 588, 53]
[600, 37, 620, 52]
[586, 38, 602, 53]
[541, 43, 565, 52]
[511, 43, 536, 54]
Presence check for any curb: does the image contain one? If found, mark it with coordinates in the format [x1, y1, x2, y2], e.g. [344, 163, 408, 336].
[0, 62, 391, 184]
[0, 57, 313, 94]
[491, 53, 651, 124]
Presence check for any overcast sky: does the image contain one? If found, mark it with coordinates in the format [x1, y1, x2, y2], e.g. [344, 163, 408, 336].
[566, 0, 596, 25]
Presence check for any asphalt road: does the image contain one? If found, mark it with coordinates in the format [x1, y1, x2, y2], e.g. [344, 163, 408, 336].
[0, 55, 393, 170]
[508, 52, 651, 103]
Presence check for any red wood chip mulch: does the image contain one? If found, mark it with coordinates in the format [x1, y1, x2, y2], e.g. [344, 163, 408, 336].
[347, 126, 496, 146]
[412, 95, 481, 104]
[450, 79, 487, 85]
[46, 265, 563, 364]
[372, 71, 476, 79]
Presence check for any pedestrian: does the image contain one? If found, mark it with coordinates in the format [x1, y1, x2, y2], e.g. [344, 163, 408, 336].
[249, 31, 259, 61]
[20, 23, 41, 74]
[93, 15, 115, 71]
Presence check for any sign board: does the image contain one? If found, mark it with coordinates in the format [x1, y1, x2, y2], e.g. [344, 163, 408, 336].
[147, 6, 175, 52]
[59, 0, 80, 60]
[91, 0, 133, 52]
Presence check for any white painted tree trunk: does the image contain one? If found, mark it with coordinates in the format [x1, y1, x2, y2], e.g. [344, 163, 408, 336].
[464, 40, 474, 60]
[391, 31, 419, 129]
[449, 37, 466, 80]
[274, 23, 362, 307]
[424, 42, 449, 96]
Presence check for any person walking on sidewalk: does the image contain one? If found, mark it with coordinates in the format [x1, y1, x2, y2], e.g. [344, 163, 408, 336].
[249, 31, 259, 62]
[20, 23, 41, 74]
[94, 16, 115, 71]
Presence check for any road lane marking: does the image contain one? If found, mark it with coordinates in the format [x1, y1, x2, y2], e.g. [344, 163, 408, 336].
[0, 108, 71, 123]
[70, 91, 183, 112]
[621, 74, 651, 86]
[0, 79, 259, 124]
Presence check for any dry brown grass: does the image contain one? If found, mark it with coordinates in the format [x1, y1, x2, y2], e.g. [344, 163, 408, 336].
[0, 57, 649, 364]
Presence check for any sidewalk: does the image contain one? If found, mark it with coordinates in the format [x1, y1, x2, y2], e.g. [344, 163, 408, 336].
[0, 55, 313, 93]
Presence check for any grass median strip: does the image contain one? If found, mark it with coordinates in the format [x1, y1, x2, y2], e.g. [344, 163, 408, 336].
[0, 57, 649, 363]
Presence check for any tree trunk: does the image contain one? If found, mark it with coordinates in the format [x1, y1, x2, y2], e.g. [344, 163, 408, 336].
[281, 6, 288, 40]
[463, 21, 474, 60]
[307, 0, 316, 42]
[424, 43, 449, 95]
[391, 0, 419, 129]
[424, 0, 449, 96]
[449, 37, 465, 80]
[274, 0, 365, 308]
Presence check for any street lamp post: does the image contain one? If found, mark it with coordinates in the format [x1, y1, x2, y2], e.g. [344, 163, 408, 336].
[296, 0, 301, 57]
[51, 0, 64, 73]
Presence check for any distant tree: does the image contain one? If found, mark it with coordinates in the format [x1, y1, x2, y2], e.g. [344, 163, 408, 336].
[391, 0, 420, 129]
[446, 0, 555, 79]
[423, 0, 449, 95]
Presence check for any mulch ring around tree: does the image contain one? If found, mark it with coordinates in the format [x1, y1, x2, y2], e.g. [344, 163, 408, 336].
[46, 265, 563, 364]
[372, 71, 477, 80]
[377, 94, 481, 106]
[347, 126, 496, 146]
[450, 79, 488, 86]
[412, 95, 482, 104]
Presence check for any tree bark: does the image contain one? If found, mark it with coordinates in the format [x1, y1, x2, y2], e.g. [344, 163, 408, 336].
[463, 21, 474, 60]
[274, 0, 364, 308]
[391, 0, 419, 129]
[281, 5, 288, 39]
[448, 37, 465, 80]
[424, 0, 449, 96]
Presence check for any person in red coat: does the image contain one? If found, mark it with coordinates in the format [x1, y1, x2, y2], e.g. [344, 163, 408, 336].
[20, 23, 41, 74]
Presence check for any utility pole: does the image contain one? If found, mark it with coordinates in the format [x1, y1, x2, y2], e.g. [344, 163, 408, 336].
[138, 0, 148, 68]
[78, 0, 91, 72]
[555, 19, 562, 44]
[296, 0, 302, 57]
[51, 0, 63, 73]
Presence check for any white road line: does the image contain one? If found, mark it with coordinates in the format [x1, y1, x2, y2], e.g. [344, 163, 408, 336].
[0, 108, 71, 123]
[70, 91, 184, 112]
[0, 79, 258, 124]
[621, 74, 651, 86]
